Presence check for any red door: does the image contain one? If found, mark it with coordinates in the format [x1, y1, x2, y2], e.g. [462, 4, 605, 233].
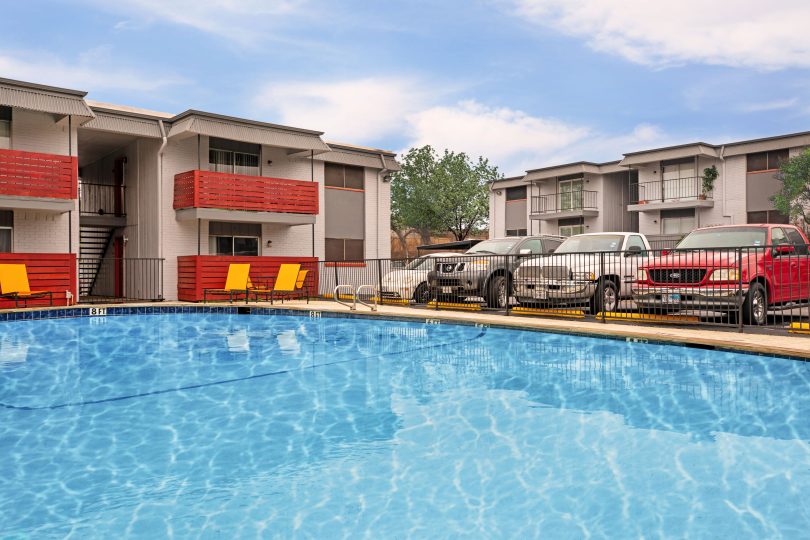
[114, 236, 124, 298]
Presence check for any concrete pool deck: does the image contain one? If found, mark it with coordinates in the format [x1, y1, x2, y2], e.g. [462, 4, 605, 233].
[2, 299, 809, 360]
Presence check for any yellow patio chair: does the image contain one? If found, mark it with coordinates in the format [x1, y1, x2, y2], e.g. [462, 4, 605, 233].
[203, 263, 251, 304]
[0, 264, 54, 308]
[250, 263, 301, 304]
[295, 269, 310, 304]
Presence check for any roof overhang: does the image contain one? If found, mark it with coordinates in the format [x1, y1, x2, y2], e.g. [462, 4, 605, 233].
[0, 78, 94, 123]
[723, 131, 810, 157]
[619, 143, 718, 167]
[524, 162, 604, 182]
[81, 108, 163, 138]
[291, 143, 400, 171]
[175, 207, 316, 226]
[167, 111, 330, 154]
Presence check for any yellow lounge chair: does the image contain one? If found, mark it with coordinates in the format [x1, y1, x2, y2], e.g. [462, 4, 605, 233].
[295, 269, 310, 303]
[250, 263, 301, 304]
[203, 263, 251, 304]
[0, 264, 54, 308]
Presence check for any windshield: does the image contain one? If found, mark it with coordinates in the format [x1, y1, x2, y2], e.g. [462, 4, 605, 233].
[554, 235, 624, 253]
[676, 227, 768, 249]
[404, 257, 432, 270]
[466, 239, 518, 255]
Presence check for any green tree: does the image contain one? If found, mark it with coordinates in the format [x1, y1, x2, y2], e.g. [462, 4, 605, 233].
[772, 148, 810, 225]
[391, 146, 497, 253]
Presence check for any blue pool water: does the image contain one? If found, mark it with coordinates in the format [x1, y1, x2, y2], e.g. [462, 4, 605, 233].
[1, 313, 809, 538]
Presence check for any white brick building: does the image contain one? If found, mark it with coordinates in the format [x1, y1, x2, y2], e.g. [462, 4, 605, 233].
[0, 77, 397, 303]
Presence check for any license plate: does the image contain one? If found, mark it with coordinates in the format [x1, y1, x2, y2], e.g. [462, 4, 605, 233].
[536, 289, 548, 300]
[667, 293, 681, 302]
[441, 287, 453, 294]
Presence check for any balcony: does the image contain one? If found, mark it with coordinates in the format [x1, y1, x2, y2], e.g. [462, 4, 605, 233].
[173, 169, 318, 225]
[628, 178, 714, 212]
[79, 182, 126, 226]
[530, 191, 598, 221]
[0, 148, 77, 211]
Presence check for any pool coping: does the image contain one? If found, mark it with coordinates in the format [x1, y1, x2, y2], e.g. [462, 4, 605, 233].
[1, 300, 809, 361]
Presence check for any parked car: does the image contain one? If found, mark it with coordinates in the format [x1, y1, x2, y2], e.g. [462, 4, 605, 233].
[427, 235, 564, 308]
[380, 252, 460, 303]
[634, 224, 810, 325]
[513, 232, 652, 313]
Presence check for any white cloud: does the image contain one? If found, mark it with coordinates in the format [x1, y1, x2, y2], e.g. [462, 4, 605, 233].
[0, 48, 185, 92]
[85, 0, 306, 45]
[510, 0, 810, 69]
[739, 98, 799, 113]
[254, 77, 677, 174]
[253, 77, 432, 141]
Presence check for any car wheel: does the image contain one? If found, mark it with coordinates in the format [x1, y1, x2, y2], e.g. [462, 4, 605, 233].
[743, 282, 768, 326]
[486, 275, 508, 309]
[413, 283, 432, 304]
[590, 280, 617, 314]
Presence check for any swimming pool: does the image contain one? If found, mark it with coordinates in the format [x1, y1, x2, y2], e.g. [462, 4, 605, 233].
[1, 312, 809, 538]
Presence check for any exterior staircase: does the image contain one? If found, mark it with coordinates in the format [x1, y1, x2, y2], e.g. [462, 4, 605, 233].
[79, 225, 115, 298]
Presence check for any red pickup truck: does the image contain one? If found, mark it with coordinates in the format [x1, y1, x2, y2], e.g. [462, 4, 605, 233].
[634, 224, 810, 325]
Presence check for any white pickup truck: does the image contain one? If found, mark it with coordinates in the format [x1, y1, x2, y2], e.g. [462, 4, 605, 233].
[513, 232, 652, 313]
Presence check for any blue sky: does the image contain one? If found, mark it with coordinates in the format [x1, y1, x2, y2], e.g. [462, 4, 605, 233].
[3, 0, 810, 175]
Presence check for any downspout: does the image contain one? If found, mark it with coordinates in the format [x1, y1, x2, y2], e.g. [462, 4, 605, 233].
[719, 145, 730, 221]
[157, 120, 168, 260]
[377, 153, 390, 258]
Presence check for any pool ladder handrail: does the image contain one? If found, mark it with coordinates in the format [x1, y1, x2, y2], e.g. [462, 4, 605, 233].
[356, 285, 378, 312]
[332, 284, 378, 311]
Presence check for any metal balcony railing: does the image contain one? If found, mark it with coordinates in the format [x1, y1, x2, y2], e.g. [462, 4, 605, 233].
[630, 178, 712, 204]
[79, 183, 126, 217]
[531, 191, 598, 214]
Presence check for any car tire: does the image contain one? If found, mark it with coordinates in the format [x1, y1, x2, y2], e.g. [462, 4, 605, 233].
[486, 275, 508, 309]
[413, 283, 432, 304]
[742, 282, 768, 326]
[589, 280, 618, 314]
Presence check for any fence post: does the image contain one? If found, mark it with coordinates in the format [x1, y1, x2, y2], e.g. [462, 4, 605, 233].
[505, 254, 511, 316]
[600, 251, 606, 323]
[376, 259, 383, 304]
[737, 247, 744, 332]
[333, 263, 339, 300]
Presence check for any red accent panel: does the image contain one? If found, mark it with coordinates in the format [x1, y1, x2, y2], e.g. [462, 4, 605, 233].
[177, 255, 319, 302]
[0, 253, 77, 308]
[0, 149, 78, 199]
[173, 170, 319, 214]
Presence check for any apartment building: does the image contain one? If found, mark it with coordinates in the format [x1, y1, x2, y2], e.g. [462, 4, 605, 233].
[490, 132, 810, 242]
[0, 77, 397, 304]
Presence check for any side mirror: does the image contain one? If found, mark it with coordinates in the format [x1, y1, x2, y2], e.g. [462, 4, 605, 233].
[661, 249, 670, 256]
[547, 247, 556, 254]
[775, 244, 795, 255]
[624, 245, 642, 257]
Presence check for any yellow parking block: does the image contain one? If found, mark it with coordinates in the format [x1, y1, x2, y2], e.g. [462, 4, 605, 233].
[596, 312, 701, 323]
[511, 307, 586, 318]
[321, 293, 355, 300]
[426, 301, 482, 311]
[371, 297, 411, 305]
[788, 322, 810, 334]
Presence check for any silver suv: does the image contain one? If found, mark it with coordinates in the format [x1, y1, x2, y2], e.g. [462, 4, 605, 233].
[427, 236, 564, 308]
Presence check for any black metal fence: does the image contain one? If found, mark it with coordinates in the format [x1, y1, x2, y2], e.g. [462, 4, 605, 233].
[78, 258, 163, 303]
[79, 183, 126, 217]
[314, 245, 810, 334]
[630, 177, 711, 204]
[531, 191, 598, 214]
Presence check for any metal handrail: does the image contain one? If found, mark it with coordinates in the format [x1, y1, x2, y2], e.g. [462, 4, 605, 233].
[356, 285, 378, 311]
[333, 285, 356, 310]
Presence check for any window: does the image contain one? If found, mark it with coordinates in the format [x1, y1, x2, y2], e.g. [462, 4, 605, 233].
[558, 174, 584, 211]
[626, 235, 647, 255]
[558, 217, 584, 237]
[208, 221, 261, 256]
[209, 137, 260, 176]
[747, 210, 789, 224]
[505, 186, 526, 201]
[747, 149, 789, 172]
[662, 158, 697, 200]
[660, 208, 695, 235]
[506, 228, 527, 237]
[785, 227, 809, 255]
[325, 163, 364, 190]
[0, 211, 11, 252]
[325, 238, 364, 261]
[771, 227, 788, 246]
[518, 238, 544, 254]
[0, 106, 10, 150]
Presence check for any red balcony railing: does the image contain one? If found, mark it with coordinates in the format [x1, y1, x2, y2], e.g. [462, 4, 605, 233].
[174, 170, 319, 214]
[0, 149, 78, 199]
